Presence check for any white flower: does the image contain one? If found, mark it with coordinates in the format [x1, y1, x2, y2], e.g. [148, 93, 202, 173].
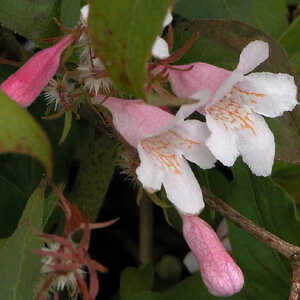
[189, 41, 298, 176]
[103, 95, 216, 215]
[151, 9, 173, 59]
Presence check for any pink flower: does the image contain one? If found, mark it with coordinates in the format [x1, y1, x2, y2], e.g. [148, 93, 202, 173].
[100, 96, 216, 215]
[0, 34, 74, 107]
[166, 41, 298, 176]
[182, 215, 244, 297]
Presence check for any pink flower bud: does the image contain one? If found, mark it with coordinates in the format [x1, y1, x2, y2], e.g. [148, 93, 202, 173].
[182, 215, 244, 297]
[0, 34, 74, 107]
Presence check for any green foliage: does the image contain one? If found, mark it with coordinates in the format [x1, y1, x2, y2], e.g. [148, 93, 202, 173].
[69, 129, 118, 220]
[172, 20, 300, 164]
[60, 0, 81, 28]
[224, 161, 300, 298]
[0, 91, 53, 178]
[174, 0, 287, 38]
[89, 0, 172, 98]
[0, 0, 60, 47]
[0, 181, 45, 300]
[120, 265, 154, 300]
[131, 273, 246, 300]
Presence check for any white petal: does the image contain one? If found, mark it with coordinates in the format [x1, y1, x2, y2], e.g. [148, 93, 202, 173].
[163, 9, 173, 27]
[136, 144, 163, 192]
[236, 40, 269, 74]
[183, 251, 200, 274]
[236, 113, 275, 176]
[211, 71, 243, 105]
[205, 114, 239, 167]
[174, 120, 216, 169]
[152, 37, 170, 59]
[236, 72, 298, 117]
[80, 5, 90, 25]
[162, 159, 205, 215]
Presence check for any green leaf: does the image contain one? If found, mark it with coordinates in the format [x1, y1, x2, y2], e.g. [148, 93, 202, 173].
[120, 265, 154, 300]
[225, 160, 300, 299]
[0, 181, 45, 300]
[174, 0, 288, 38]
[132, 273, 247, 300]
[172, 20, 300, 164]
[60, 0, 81, 28]
[0, 0, 61, 47]
[290, 51, 300, 76]
[279, 16, 300, 57]
[69, 130, 117, 220]
[0, 91, 53, 178]
[89, 0, 172, 98]
[0, 154, 42, 237]
[272, 161, 300, 205]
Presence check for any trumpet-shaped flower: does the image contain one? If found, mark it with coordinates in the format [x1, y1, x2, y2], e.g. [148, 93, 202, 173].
[182, 215, 244, 297]
[101, 96, 216, 215]
[0, 35, 74, 107]
[166, 41, 298, 176]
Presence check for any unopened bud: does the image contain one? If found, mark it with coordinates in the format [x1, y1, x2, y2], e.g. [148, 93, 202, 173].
[1, 34, 73, 107]
[182, 215, 244, 297]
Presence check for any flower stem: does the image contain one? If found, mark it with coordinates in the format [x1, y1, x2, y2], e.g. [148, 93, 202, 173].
[139, 188, 153, 265]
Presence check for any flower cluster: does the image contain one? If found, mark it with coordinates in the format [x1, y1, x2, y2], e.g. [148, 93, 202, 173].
[1, 4, 298, 298]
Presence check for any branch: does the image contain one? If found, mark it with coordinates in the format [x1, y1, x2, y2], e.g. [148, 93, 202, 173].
[290, 254, 300, 300]
[202, 188, 300, 259]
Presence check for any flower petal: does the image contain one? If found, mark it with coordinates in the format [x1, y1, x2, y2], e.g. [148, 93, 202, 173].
[0, 35, 73, 107]
[236, 72, 298, 117]
[162, 158, 204, 215]
[205, 114, 239, 167]
[236, 40, 269, 74]
[173, 119, 216, 169]
[163, 9, 173, 27]
[167, 63, 231, 98]
[236, 113, 275, 176]
[136, 144, 164, 192]
[102, 97, 174, 147]
[183, 251, 199, 274]
[152, 37, 170, 59]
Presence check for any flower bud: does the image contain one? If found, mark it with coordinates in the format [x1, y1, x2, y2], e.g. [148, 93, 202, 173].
[182, 215, 244, 297]
[0, 34, 73, 107]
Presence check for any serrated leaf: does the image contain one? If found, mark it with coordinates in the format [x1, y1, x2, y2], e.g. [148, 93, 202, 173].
[120, 265, 154, 300]
[0, 0, 60, 47]
[89, 0, 172, 98]
[174, 0, 287, 38]
[172, 20, 300, 164]
[0, 91, 53, 178]
[0, 181, 45, 300]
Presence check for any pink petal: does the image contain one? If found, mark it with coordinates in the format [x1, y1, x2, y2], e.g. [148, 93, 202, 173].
[100, 96, 174, 147]
[162, 63, 231, 98]
[182, 215, 244, 297]
[0, 34, 74, 107]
